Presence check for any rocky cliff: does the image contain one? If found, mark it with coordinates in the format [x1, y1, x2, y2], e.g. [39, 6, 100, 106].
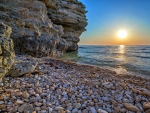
[0, 0, 87, 57]
[0, 22, 15, 81]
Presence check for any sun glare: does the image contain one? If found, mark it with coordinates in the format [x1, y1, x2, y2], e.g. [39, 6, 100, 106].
[118, 30, 127, 39]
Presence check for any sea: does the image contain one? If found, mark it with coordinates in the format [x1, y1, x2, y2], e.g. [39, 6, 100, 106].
[60, 45, 150, 77]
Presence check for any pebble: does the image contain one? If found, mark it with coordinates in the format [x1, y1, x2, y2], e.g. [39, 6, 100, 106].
[55, 106, 64, 111]
[22, 91, 30, 99]
[1, 56, 150, 113]
[97, 108, 108, 113]
[143, 102, 150, 109]
[72, 108, 78, 113]
[0, 101, 4, 104]
[124, 103, 140, 112]
[18, 104, 27, 112]
[74, 103, 81, 109]
[90, 107, 97, 113]
[16, 100, 24, 104]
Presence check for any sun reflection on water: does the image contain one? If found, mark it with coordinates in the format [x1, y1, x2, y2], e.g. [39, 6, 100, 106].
[115, 45, 127, 74]
[119, 45, 125, 54]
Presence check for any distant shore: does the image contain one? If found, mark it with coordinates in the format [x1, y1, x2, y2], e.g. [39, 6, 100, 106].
[0, 56, 150, 113]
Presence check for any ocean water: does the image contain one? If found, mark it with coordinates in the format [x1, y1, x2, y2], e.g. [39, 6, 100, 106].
[60, 45, 150, 77]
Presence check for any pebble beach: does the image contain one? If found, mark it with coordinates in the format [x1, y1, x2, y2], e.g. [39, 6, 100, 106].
[0, 56, 150, 113]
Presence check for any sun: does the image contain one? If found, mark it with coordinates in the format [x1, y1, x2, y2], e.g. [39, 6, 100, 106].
[118, 30, 127, 39]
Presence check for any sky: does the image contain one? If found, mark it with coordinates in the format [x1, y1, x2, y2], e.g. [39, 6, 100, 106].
[79, 0, 150, 45]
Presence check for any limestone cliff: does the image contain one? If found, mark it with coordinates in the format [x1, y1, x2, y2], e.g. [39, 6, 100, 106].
[41, 0, 88, 51]
[0, 22, 15, 81]
[0, 0, 87, 56]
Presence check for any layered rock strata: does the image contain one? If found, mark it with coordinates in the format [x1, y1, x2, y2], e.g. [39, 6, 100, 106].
[0, 0, 68, 57]
[44, 0, 88, 50]
[0, 0, 87, 57]
[0, 22, 15, 81]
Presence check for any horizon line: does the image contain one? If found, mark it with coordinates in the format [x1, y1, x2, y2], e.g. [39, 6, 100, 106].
[78, 44, 150, 46]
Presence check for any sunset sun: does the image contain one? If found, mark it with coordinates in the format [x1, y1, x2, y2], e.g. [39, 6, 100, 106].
[118, 30, 127, 39]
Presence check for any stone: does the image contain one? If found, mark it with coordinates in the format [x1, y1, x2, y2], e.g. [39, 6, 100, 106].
[102, 82, 113, 88]
[0, 101, 4, 104]
[145, 109, 150, 113]
[18, 104, 27, 112]
[55, 106, 64, 111]
[6, 61, 37, 77]
[22, 91, 30, 99]
[97, 108, 108, 113]
[90, 107, 97, 113]
[82, 109, 88, 113]
[16, 100, 24, 104]
[24, 104, 34, 113]
[143, 102, 150, 109]
[124, 103, 140, 112]
[0, 22, 15, 81]
[74, 103, 81, 109]
[72, 108, 78, 113]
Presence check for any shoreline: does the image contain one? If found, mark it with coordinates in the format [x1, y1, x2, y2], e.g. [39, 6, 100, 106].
[59, 57, 150, 80]
[0, 56, 150, 113]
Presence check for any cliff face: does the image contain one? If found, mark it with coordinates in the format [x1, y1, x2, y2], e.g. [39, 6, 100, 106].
[0, 22, 15, 81]
[41, 0, 87, 51]
[0, 0, 87, 57]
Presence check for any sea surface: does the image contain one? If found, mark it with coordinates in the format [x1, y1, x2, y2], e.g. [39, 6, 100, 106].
[60, 45, 150, 77]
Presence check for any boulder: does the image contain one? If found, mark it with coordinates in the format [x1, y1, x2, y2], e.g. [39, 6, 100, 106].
[6, 60, 37, 77]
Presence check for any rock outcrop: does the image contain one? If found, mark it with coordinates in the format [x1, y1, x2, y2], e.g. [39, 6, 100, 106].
[0, 22, 15, 81]
[0, 0, 68, 57]
[44, 0, 88, 51]
[0, 0, 87, 57]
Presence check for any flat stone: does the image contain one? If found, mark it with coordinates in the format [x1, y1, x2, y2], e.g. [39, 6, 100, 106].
[0, 101, 4, 105]
[16, 100, 24, 104]
[124, 103, 140, 112]
[143, 102, 150, 109]
[90, 107, 97, 113]
[102, 82, 113, 88]
[82, 109, 88, 113]
[98, 108, 108, 113]
[24, 104, 34, 113]
[18, 104, 27, 112]
[55, 106, 64, 111]
[72, 108, 78, 113]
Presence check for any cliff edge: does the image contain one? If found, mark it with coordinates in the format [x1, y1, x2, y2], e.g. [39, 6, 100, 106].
[0, 0, 87, 57]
